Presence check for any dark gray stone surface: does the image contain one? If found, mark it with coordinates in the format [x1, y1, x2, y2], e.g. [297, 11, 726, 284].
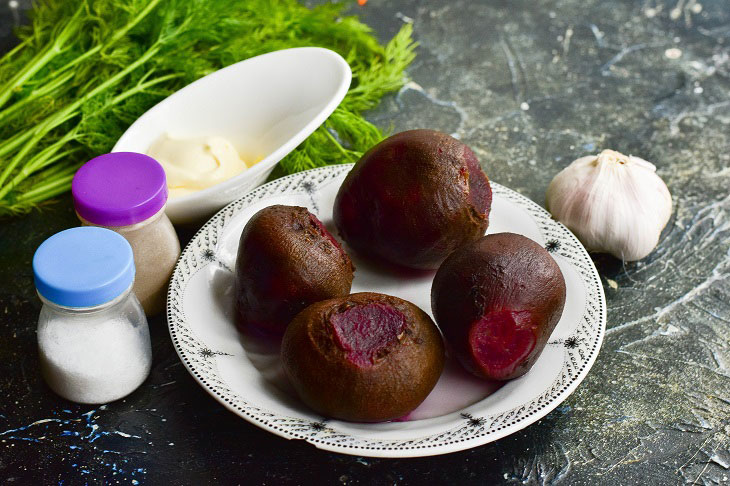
[1, 0, 729, 484]
[359, 1, 730, 482]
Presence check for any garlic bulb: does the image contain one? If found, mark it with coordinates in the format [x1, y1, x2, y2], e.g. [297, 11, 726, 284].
[546, 149, 672, 261]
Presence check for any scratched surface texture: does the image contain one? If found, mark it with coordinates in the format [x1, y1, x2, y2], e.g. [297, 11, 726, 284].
[1, 0, 729, 484]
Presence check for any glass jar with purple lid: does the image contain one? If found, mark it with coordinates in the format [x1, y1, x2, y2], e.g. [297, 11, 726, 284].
[72, 152, 181, 316]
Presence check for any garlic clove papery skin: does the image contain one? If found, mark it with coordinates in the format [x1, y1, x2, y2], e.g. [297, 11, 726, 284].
[546, 150, 672, 261]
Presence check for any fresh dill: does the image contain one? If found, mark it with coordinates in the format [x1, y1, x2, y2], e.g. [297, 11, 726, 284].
[0, 0, 415, 215]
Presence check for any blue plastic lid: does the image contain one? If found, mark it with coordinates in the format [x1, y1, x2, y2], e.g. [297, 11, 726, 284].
[33, 227, 135, 308]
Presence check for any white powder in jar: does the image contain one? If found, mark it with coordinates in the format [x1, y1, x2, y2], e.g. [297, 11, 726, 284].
[38, 309, 152, 404]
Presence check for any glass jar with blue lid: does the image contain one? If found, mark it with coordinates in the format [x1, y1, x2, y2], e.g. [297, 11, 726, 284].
[33, 226, 151, 404]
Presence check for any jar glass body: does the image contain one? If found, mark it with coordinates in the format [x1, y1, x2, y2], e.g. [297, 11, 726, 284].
[37, 288, 152, 404]
[79, 206, 180, 315]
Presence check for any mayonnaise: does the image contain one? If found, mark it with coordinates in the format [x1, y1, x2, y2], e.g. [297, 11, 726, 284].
[147, 134, 249, 197]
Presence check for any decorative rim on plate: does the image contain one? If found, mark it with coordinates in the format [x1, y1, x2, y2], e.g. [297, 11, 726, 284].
[167, 164, 606, 457]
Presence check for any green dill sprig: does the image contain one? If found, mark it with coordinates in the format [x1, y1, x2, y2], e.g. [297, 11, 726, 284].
[0, 0, 415, 215]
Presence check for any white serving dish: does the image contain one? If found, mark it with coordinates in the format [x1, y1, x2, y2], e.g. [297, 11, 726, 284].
[167, 165, 607, 457]
[113, 47, 351, 224]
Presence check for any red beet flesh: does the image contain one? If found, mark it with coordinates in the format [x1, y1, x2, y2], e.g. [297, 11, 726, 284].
[309, 212, 347, 259]
[431, 233, 566, 381]
[468, 310, 536, 379]
[334, 129, 492, 270]
[234, 205, 354, 336]
[281, 292, 445, 422]
[330, 303, 407, 367]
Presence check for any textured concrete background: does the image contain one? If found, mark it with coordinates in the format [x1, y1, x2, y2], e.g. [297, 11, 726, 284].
[1, 0, 729, 484]
[357, 1, 730, 483]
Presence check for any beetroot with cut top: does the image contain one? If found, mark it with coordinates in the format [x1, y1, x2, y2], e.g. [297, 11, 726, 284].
[234, 205, 354, 336]
[281, 292, 445, 422]
[431, 233, 566, 381]
[333, 129, 492, 270]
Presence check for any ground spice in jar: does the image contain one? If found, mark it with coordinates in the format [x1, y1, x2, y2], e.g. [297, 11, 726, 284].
[72, 153, 181, 315]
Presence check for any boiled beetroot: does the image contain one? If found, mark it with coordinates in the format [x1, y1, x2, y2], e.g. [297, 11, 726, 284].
[281, 292, 445, 422]
[234, 205, 354, 336]
[334, 129, 492, 270]
[431, 233, 566, 380]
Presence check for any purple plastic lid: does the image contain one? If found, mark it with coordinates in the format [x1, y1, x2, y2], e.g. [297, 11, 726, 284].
[72, 152, 168, 226]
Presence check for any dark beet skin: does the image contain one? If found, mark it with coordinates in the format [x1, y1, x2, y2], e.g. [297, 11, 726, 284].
[234, 205, 354, 336]
[334, 129, 492, 270]
[281, 292, 445, 422]
[431, 233, 566, 381]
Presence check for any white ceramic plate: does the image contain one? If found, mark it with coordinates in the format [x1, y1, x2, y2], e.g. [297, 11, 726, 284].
[113, 47, 351, 224]
[167, 165, 606, 458]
